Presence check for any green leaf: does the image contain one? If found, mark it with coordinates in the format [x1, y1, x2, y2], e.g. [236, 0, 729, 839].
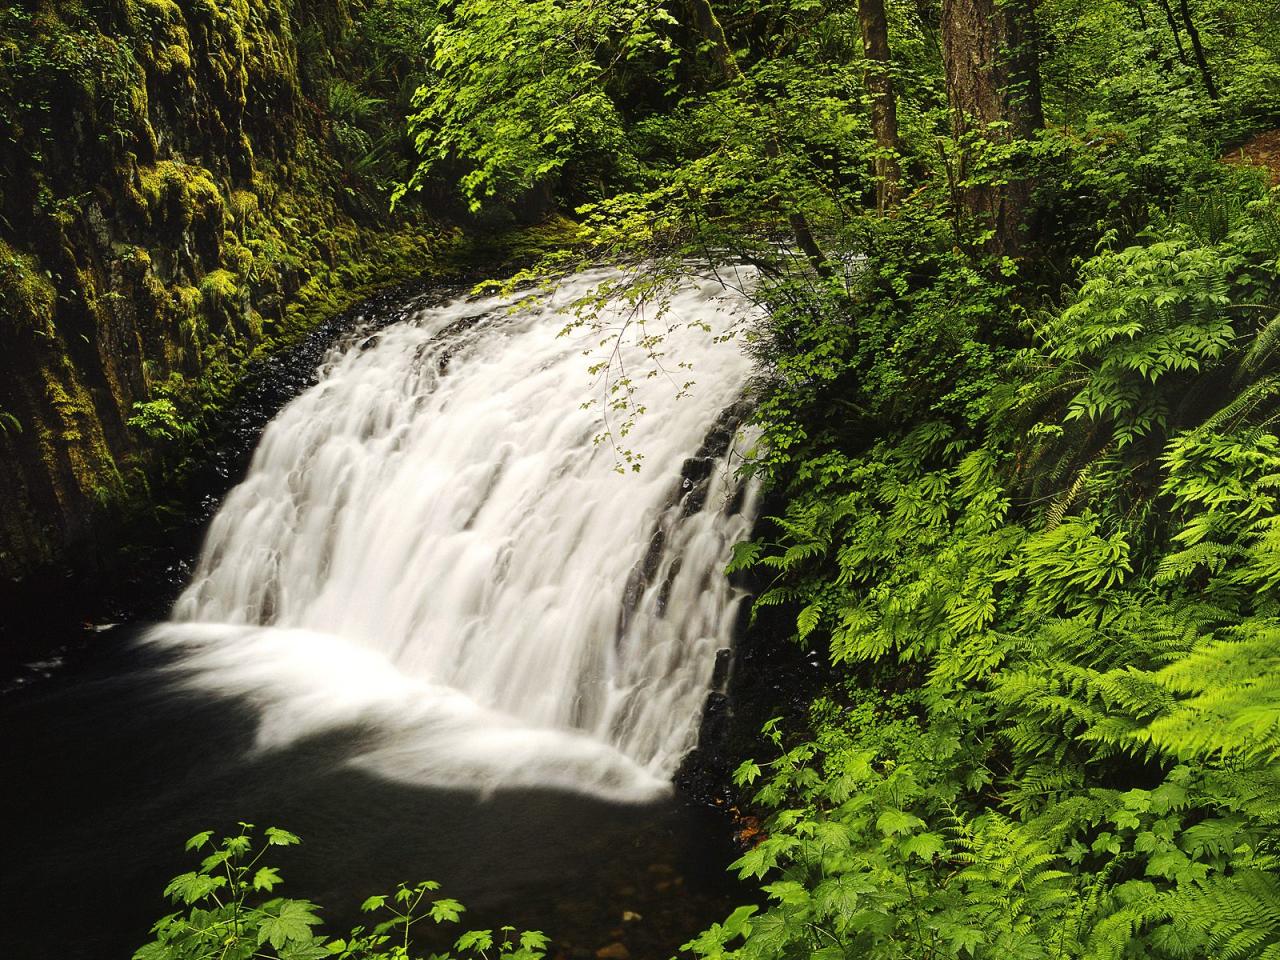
[254, 866, 283, 892]
[519, 931, 551, 951]
[266, 827, 302, 846]
[163, 871, 225, 905]
[797, 602, 822, 639]
[257, 900, 322, 950]
[899, 832, 945, 861]
[429, 897, 465, 923]
[875, 808, 925, 837]
[184, 831, 214, 852]
[762, 880, 809, 906]
[733, 759, 762, 786]
[455, 929, 494, 952]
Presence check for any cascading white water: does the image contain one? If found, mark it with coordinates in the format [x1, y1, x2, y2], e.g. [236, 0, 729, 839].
[148, 267, 760, 801]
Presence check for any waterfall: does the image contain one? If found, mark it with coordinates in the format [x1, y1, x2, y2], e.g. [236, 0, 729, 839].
[148, 267, 760, 801]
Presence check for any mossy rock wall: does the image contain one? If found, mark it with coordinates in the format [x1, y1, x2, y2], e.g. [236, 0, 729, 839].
[0, 0, 450, 581]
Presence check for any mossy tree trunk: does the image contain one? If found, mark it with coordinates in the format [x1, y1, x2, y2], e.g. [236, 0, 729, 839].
[942, 0, 1044, 257]
[857, 0, 903, 214]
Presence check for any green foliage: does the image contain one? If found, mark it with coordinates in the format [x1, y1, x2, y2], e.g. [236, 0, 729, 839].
[127, 399, 197, 442]
[24, 0, 1280, 957]
[401, 0, 667, 211]
[0, 5, 144, 158]
[391, 9, 1280, 953]
[705, 166, 1280, 958]
[135, 826, 549, 960]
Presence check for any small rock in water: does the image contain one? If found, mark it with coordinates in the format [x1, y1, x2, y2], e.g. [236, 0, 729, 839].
[622, 911, 642, 923]
[596, 944, 630, 960]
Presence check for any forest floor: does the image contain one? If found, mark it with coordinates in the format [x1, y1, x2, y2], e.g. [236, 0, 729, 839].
[1225, 128, 1280, 184]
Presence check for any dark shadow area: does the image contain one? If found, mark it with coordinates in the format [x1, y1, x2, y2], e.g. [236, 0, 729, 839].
[1, 626, 746, 960]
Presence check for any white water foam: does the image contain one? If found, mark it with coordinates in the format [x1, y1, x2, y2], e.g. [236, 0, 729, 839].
[148, 267, 760, 801]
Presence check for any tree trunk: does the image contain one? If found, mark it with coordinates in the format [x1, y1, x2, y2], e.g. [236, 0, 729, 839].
[857, 0, 903, 213]
[1127, 1, 1180, 75]
[1154, 0, 1190, 64]
[686, 0, 742, 81]
[941, 0, 1043, 257]
[685, 0, 827, 271]
[1177, 0, 1219, 98]
[1131, 0, 1149, 31]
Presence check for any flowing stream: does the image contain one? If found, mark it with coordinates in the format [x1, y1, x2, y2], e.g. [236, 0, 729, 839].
[1, 267, 765, 960]
[148, 266, 761, 800]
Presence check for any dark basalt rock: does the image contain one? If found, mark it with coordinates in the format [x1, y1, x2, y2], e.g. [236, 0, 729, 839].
[433, 312, 489, 374]
[618, 399, 757, 639]
[674, 483, 830, 809]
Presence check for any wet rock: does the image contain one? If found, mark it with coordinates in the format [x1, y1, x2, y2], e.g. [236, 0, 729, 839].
[596, 944, 630, 960]
[655, 556, 682, 616]
[679, 485, 709, 519]
[711, 647, 732, 688]
[679, 455, 715, 487]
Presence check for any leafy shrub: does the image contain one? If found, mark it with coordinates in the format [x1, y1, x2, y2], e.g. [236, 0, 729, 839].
[135, 826, 549, 960]
[705, 171, 1280, 959]
[127, 399, 197, 442]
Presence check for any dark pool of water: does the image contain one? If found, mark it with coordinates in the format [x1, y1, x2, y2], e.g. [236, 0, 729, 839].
[0, 626, 747, 960]
[0, 278, 760, 960]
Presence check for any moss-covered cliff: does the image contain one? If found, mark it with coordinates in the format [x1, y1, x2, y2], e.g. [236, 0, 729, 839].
[0, 0, 452, 580]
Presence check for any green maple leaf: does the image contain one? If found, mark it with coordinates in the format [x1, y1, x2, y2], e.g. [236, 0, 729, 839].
[254, 866, 283, 892]
[257, 900, 322, 950]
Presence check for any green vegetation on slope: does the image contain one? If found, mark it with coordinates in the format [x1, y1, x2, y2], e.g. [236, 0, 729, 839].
[709, 169, 1280, 959]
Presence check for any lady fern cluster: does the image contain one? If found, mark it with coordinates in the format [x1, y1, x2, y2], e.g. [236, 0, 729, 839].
[705, 165, 1280, 958]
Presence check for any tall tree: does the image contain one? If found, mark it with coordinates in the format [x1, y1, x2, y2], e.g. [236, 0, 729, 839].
[685, 0, 742, 83]
[685, 0, 828, 270]
[857, 0, 903, 213]
[1177, 0, 1219, 98]
[1154, 0, 1191, 64]
[941, 0, 1043, 257]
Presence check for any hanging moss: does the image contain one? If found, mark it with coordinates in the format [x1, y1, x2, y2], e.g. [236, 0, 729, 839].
[137, 161, 226, 233]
